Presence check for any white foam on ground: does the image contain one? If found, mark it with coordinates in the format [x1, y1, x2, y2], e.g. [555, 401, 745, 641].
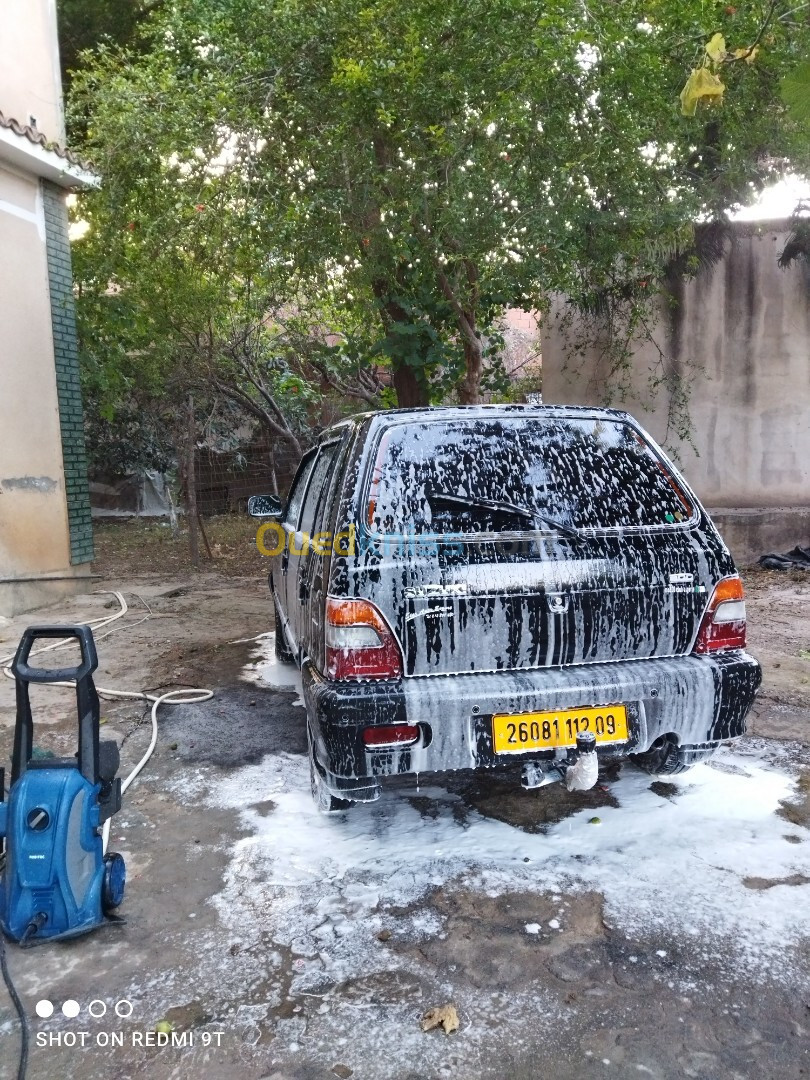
[201, 741, 810, 984]
[99, 736, 810, 1079]
[240, 632, 303, 691]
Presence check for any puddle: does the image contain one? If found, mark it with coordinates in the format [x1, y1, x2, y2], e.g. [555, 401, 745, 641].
[240, 633, 304, 695]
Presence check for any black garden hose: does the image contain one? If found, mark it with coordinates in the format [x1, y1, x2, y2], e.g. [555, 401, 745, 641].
[0, 930, 28, 1080]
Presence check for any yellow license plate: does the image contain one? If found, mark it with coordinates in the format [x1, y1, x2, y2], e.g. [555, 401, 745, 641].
[492, 705, 628, 755]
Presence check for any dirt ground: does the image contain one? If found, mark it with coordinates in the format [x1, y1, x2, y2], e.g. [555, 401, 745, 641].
[0, 525, 809, 1080]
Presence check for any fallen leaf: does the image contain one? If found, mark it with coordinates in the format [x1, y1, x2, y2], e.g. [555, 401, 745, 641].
[421, 1003, 459, 1034]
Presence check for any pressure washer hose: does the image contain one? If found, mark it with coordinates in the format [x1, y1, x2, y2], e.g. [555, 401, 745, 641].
[98, 686, 212, 852]
[0, 590, 214, 854]
[0, 929, 28, 1080]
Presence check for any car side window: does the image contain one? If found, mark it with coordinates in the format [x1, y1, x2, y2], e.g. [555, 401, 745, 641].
[321, 434, 351, 537]
[299, 443, 339, 537]
[284, 450, 316, 529]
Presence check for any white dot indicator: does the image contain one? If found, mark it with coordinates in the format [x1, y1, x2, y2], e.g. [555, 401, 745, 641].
[88, 1000, 107, 1018]
[62, 1000, 80, 1019]
[35, 1000, 53, 1018]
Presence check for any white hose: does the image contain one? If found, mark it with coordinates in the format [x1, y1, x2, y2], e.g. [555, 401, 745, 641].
[0, 591, 132, 669]
[1, 592, 212, 853]
[100, 686, 212, 852]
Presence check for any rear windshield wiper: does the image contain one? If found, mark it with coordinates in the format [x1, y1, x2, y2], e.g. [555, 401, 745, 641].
[427, 490, 533, 520]
[427, 491, 582, 540]
[530, 513, 583, 541]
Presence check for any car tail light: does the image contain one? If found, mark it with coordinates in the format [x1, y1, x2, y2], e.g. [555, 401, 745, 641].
[325, 597, 403, 680]
[363, 724, 420, 748]
[693, 576, 747, 653]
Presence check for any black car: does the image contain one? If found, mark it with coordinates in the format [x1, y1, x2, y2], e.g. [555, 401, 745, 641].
[250, 405, 761, 811]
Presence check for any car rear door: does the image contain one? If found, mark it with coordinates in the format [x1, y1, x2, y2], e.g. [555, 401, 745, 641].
[361, 414, 726, 677]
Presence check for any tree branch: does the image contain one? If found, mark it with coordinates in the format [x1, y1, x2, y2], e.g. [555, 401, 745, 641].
[723, 0, 779, 62]
[310, 359, 382, 405]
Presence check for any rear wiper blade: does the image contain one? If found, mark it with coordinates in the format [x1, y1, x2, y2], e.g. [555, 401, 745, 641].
[530, 514, 583, 541]
[426, 491, 583, 540]
[427, 490, 533, 520]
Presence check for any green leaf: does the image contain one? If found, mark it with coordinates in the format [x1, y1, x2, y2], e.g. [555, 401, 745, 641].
[782, 61, 810, 125]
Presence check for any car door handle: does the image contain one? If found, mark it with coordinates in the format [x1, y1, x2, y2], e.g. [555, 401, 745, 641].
[298, 578, 308, 601]
[281, 549, 289, 573]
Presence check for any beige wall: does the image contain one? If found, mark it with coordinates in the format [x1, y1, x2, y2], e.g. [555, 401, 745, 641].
[0, 163, 72, 580]
[0, 0, 64, 139]
[542, 221, 810, 509]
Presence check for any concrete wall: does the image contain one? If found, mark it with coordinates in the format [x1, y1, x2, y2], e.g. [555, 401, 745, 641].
[0, 4, 93, 615]
[541, 220, 810, 560]
[0, 166, 72, 569]
[0, 0, 64, 140]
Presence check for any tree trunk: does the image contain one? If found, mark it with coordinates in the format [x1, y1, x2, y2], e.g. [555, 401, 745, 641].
[457, 335, 484, 405]
[392, 363, 429, 407]
[186, 394, 199, 569]
[435, 263, 484, 406]
[371, 275, 431, 408]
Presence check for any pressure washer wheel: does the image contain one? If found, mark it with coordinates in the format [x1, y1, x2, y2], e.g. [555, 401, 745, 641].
[102, 852, 126, 913]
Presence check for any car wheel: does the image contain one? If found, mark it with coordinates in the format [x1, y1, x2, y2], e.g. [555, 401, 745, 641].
[274, 608, 295, 663]
[630, 736, 693, 776]
[307, 725, 354, 812]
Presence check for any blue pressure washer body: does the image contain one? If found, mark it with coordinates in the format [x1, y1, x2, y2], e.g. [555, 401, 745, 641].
[0, 626, 125, 944]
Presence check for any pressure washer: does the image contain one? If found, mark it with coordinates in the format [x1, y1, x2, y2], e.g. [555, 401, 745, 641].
[0, 604, 211, 1080]
[0, 625, 126, 945]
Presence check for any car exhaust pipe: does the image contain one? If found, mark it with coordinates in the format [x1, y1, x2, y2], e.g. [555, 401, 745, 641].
[521, 732, 599, 792]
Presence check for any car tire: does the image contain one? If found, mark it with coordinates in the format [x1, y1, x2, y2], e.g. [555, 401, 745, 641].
[630, 736, 693, 776]
[308, 725, 354, 812]
[274, 608, 295, 663]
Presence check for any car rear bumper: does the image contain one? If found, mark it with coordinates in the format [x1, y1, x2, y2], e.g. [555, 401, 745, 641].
[302, 651, 761, 800]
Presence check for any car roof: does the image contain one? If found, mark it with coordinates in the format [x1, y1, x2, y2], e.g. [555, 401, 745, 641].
[319, 403, 635, 442]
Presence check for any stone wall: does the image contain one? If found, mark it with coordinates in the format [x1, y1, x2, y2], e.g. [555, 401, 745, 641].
[541, 220, 810, 513]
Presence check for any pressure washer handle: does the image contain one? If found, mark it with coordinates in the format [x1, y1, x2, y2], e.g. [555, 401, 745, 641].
[11, 625, 98, 684]
[10, 625, 101, 786]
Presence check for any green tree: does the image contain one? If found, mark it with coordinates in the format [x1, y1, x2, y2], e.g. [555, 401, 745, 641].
[70, 0, 810, 409]
[58, 0, 163, 88]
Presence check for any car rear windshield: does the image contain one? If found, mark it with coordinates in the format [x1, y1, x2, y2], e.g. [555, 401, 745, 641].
[366, 416, 694, 534]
